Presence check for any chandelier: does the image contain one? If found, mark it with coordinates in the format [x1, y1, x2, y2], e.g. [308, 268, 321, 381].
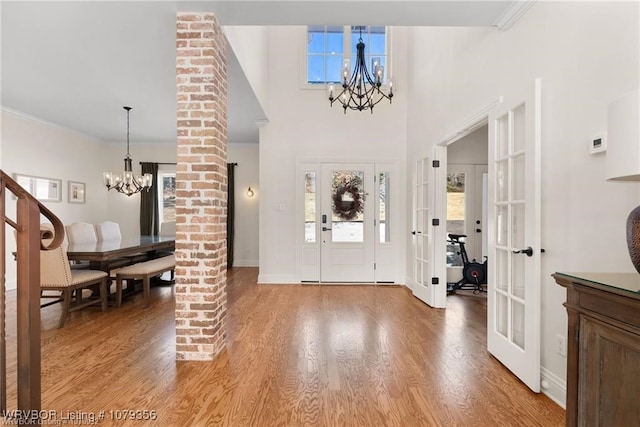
[328, 26, 393, 113]
[103, 106, 153, 196]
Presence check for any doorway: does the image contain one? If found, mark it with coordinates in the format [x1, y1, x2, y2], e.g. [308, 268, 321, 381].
[446, 126, 489, 286]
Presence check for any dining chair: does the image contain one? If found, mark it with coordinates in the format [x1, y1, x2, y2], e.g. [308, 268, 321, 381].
[159, 221, 176, 237]
[65, 222, 98, 244]
[65, 222, 98, 269]
[40, 224, 108, 328]
[95, 221, 143, 271]
[95, 221, 122, 241]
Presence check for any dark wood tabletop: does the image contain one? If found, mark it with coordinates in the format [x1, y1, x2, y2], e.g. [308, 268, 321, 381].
[66, 235, 175, 271]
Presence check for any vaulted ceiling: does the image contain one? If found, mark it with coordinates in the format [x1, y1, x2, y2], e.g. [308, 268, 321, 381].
[1, 1, 526, 144]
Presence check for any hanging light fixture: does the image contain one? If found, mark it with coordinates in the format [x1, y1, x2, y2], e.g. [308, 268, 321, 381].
[328, 26, 393, 114]
[103, 106, 153, 196]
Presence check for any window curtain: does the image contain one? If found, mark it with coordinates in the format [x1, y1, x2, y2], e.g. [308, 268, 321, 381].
[140, 162, 159, 236]
[227, 163, 237, 268]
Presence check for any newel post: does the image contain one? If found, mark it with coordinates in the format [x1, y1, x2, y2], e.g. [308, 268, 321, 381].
[15, 197, 41, 410]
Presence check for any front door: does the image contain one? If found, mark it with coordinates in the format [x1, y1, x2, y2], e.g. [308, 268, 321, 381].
[320, 163, 375, 282]
[487, 79, 542, 392]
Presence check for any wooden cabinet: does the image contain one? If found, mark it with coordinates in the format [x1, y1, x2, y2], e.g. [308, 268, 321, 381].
[553, 273, 640, 426]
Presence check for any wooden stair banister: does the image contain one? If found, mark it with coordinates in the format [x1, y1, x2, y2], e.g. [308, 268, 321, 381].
[0, 170, 65, 415]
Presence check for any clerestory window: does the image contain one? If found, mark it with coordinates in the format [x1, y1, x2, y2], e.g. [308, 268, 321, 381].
[306, 25, 388, 86]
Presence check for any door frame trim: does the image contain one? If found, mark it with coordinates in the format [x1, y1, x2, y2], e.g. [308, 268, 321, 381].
[432, 98, 503, 308]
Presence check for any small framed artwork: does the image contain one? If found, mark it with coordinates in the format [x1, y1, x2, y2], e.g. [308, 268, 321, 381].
[68, 181, 86, 204]
[590, 132, 607, 154]
[13, 173, 62, 202]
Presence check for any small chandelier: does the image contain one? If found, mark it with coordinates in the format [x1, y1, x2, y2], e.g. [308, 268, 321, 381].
[103, 106, 153, 196]
[328, 26, 393, 114]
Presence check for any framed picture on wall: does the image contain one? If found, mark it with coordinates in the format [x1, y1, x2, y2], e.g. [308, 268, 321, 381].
[68, 181, 86, 204]
[12, 173, 62, 202]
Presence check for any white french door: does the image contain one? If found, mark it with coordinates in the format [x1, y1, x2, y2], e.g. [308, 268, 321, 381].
[320, 163, 375, 282]
[412, 153, 446, 308]
[487, 79, 542, 392]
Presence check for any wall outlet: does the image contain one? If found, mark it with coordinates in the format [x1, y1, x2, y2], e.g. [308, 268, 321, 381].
[556, 334, 567, 358]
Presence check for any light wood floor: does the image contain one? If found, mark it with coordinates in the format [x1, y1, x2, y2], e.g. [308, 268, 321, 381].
[3, 267, 564, 426]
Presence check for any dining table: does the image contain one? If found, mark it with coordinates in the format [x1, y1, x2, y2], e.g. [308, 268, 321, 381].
[66, 235, 175, 273]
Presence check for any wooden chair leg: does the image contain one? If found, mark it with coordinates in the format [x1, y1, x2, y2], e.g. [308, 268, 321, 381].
[143, 276, 150, 308]
[58, 288, 72, 328]
[75, 288, 83, 306]
[99, 278, 108, 312]
[116, 277, 123, 308]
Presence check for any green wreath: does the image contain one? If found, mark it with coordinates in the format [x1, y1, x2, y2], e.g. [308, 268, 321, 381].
[332, 178, 364, 221]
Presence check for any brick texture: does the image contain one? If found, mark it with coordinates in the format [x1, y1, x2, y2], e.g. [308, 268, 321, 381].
[175, 13, 227, 361]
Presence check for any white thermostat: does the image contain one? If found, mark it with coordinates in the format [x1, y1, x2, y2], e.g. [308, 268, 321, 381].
[590, 132, 607, 154]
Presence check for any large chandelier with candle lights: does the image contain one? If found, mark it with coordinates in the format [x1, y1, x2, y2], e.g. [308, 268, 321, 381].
[328, 26, 394, 113]
[103, 106, 153, 196]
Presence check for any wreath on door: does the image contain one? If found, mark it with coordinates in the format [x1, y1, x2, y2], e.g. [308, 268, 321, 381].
[332, 177, 365, 221]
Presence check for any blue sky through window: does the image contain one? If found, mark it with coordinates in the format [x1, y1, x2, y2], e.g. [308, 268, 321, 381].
[307, 26, 387, 85]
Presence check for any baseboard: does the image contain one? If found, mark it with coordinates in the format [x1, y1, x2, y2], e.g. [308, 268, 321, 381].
[231, 259, 259, 267]
[540, 367, 566, 409]
[257, 274, 299, 284]
[404, 276, 415, 292]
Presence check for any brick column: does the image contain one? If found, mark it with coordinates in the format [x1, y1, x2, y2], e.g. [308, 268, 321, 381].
[175, 13, 227, 361]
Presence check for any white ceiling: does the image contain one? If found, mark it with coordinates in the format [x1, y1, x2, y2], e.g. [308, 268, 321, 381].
[1, 1, 522, 144]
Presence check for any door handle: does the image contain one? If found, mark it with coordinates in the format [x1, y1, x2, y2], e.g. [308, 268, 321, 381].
[411, 230, 416, 235]
[476, 228, 482, 233]
[512, 247, 533, 257]
[322, 227, 332, 231]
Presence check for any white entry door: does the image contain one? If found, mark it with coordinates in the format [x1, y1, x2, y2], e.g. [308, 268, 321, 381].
[487, 79, 542, 392]
[320, 163, 375, 282]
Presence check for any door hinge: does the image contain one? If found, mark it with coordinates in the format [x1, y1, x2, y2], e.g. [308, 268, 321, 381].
[374, 218, 377, 226]
[432, 277, 439, 285]
[374, 263, 377, 270]
[432, 218, 440, 226]
[432, 160, 440, 168]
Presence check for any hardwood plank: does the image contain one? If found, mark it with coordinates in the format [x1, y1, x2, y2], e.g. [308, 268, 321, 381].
[2, 268, 564, 425]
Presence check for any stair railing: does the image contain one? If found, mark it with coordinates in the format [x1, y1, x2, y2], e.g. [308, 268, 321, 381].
[0, 170, 65, 414]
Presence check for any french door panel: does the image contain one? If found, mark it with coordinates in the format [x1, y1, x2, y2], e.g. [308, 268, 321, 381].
[412, 156, 434, 306]
[487, 79, 542, 392]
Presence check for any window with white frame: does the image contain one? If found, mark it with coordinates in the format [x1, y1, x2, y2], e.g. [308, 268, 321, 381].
[306, 25, 388, 86]
[157, 167, 176, 225]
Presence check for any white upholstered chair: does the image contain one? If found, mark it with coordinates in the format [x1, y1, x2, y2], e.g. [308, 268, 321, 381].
[64, 222, 98, 269]
[95, 221, 141, 269]
[40, 224, 108, 328]
[159, 221, 176, 237]
[95, 221, 122, 241]
[65, 222, 98, 244]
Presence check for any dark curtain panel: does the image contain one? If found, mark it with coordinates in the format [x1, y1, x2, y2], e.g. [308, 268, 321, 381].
[227, 163, 237, 268]
[140, 162, 159, 236]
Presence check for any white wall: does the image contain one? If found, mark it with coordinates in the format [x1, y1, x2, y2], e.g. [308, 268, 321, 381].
[224, 26, 270, 117]
[258, 26, 409, 283]
[228, 142, 259, 266]
[447, 125, 488, 165]
[406, 1, 639, 406]
[1, 109, 109, 289]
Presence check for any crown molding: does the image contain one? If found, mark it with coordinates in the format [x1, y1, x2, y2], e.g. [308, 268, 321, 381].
[0, 105, 103, 143]
[493, 1, 536, 31]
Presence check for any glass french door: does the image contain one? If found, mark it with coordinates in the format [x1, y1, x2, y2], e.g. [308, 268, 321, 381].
[487, 79, 542, 392]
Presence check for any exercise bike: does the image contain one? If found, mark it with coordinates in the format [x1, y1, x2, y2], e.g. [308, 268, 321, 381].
[446, 233, 487, 294]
